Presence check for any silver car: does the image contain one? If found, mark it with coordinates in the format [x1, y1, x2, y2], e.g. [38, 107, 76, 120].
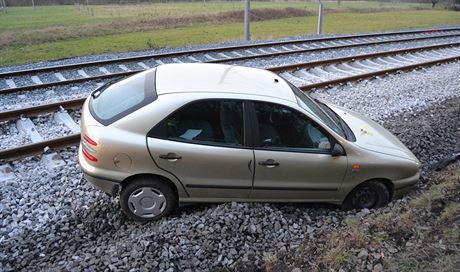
[79, 63, 420, 221]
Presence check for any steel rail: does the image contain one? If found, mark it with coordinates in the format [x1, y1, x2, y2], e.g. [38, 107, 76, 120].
[0, 134, 80, 161]
[267, 41, 460, 73]
[7, 26, 460, 80]
[0, 98, 86, 122]
[2, 32, 460, 95]
[1, 26, 459, 78]
[298, 54, 460, 91]
[0, 42, 458, 123]
[0, 49, 459, 161]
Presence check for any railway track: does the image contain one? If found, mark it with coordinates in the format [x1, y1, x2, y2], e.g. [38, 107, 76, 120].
[1, 27, 460, 95]
[1, 40, 459, 161]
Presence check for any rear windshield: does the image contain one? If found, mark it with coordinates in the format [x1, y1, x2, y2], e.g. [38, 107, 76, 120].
[89, 69, 157, 125]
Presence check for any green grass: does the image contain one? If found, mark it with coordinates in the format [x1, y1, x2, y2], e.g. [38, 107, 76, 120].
[0, 8, 458, 66]
[0, 1, 432, 32]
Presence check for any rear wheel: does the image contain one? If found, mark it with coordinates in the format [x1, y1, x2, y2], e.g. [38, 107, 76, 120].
[343, 181, 390, 210]
[120, 177, 177, 221]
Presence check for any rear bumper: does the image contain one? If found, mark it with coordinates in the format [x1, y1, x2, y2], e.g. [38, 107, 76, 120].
[82, 170, 120, 196]
[79, 145, 122, 196]
[393, 170, 421, 198]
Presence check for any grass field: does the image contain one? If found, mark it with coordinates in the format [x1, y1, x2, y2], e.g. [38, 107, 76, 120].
[0, 1, 432, 31]
[0, 1, 458, 66]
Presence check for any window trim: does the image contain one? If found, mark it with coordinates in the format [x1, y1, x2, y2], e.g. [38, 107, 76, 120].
[89, 69, 158, 126]
[147, 98, 252, 150]
[288, 81, 348, 139]
[248, 100, 338, 155]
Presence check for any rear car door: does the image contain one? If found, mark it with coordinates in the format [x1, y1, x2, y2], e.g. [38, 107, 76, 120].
[249, 101, 348, 201]
[147, 99, 254, 199]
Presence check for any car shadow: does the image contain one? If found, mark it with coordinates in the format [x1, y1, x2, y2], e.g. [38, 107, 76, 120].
[172, 201, 342, 218]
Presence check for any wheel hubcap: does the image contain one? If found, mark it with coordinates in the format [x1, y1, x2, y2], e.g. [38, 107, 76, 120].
[128, 187, 166, 218]
[352, 188, 378, 209]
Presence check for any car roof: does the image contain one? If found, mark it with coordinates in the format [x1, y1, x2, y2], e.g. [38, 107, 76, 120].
[155, 63, 297, 102]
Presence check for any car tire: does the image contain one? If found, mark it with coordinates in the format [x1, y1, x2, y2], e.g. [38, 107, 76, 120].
[342, 180, 390, 210]
[120, 177, 177, 222]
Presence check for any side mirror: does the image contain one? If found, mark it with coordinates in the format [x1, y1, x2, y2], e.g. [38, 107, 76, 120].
[331, 143, 346, 157]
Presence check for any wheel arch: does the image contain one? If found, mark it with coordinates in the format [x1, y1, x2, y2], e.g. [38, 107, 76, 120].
[120, 173, 181, 199]
[343, 177, 394, 204]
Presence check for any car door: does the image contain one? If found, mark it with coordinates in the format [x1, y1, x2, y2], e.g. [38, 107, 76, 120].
[147, 99, 254, 199]
[249, 101, 348, 201]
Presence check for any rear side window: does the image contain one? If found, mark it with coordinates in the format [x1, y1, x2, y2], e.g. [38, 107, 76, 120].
[89, 69, 157, 125]
[149, 100, 244, 147]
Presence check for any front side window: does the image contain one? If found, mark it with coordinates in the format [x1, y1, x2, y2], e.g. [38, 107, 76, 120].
[289, 83, 346, 138]
[254, 102, 331, 152]
[151, 100, 244, 147]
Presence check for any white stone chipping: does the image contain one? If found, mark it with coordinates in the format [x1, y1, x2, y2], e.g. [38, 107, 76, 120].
[40, 153, 66, 172]
[77, 69, 89, 78]
[98, 67, 111, 75]
[54, 112, 80, 134]
[0, 164, 16, 182]
[137, 62, 150, 69]
[30, 76, 43, 85]
[16, 118, 44, 143]
[54, 73, 66, 81]
[5, 79, 16, 88]
[118, 65, 130, 71]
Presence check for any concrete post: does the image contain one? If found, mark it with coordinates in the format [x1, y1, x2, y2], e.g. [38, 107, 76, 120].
[244, 0, 251, 41]
[317, 0, 324, 35]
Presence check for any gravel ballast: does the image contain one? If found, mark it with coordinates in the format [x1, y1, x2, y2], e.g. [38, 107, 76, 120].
[0, 82, 100, 112]
[32, 114, 73, 141]
[1, 59, 459, 270]
[233, 37, 460, 69]
[1, 25, 458, 74]
[310, 62, 460, 122]
[2, 40, 460, 113]
[2, 26, 459, 113]
[0, 121, 32, 150]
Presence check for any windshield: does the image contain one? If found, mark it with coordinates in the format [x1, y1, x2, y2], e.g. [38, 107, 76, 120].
[289, 83, 346, 138]
[89, 69, 157, 125]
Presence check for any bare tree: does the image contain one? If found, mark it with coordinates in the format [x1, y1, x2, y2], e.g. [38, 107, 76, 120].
[431, 0, 439, 8]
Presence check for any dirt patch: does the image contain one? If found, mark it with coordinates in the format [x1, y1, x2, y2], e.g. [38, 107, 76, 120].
[0, 8, 310, 47]
[0, 6, 423, 48]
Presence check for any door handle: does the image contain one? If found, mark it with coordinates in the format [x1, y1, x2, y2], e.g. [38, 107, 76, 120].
[258, 159, 280, 168]
[159, 152, 182, 162]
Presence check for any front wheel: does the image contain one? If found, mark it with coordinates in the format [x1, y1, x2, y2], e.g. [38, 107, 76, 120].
[120, 177, 177, 222]
[342, 181, 390, 210]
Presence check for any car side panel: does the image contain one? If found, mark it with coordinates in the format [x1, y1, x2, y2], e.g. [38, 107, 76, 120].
[79, 97, 189, 198]
[251, 150, 348, 201]
[147, 138, 254, 198]
[336, 143, 420, 201]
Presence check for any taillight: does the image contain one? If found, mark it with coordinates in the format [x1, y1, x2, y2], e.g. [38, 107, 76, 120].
[82, 148, 97, 162]
[83, 134, 97, 146]
[82, 134, 98, 162]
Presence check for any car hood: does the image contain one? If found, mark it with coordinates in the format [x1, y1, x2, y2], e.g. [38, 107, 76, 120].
[325, 103, 418, 162]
